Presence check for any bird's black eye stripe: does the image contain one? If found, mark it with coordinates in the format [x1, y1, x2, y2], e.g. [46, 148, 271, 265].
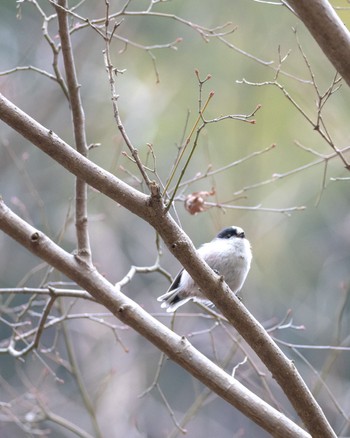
[217, 227, 245, 239]
[223, 231, 234, 239]
[217, 228, 235, 239]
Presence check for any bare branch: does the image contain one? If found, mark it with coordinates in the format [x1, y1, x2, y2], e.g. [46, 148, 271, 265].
[28, 0, 69, 99]
[0, 287, 93, 300]
[57, 298, 103, 438]
[0, 94, 336, 436]
[102, 4, 153, 189]
[56, 0, 92, 264]
[179, 144, 276, 188]
[37, 396, 96, 438]
[285, 0, 350, 87]
[0, 198, 311, 438]
[237, 76, 350, 169]
[0, 66, 58, 82]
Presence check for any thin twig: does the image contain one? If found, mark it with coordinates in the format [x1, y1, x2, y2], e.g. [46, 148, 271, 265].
[37, 396, 95, 438]
[0, 65, 57, 81]
[237, 70, 350, 170]
[27, 0, 69, 99]
[163, 88, 215, 198]
[156, 383, 187, 434]
[179, 144, 276, 188]
[103, 0, 153, 189]
[0, 287, 93, 299]
[233, 144, 350, 197]
[57, 299, 103, 438]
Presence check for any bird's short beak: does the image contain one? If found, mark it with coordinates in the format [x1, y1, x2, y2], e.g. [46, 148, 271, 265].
[238, 231, 245, 238]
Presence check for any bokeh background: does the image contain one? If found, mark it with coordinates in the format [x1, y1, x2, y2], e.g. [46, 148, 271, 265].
[1, 1, 350, 437]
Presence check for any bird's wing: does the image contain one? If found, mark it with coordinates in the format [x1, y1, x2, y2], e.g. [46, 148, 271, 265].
[167, 268, 184, 292]
[157, 269, 184, 305]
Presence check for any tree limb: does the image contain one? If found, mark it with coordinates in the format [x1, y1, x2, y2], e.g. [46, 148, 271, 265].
[0, 198, 310, 438]
[285, 0, 350, 87]
[0, 93, 335, 437]
[56, 0, 92, 264]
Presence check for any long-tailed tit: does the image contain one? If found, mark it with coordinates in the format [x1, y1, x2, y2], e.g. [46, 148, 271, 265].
[157, 226, 252, 312]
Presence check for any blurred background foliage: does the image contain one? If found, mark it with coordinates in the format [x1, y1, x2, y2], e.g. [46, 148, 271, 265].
[0, 0, 350, 437]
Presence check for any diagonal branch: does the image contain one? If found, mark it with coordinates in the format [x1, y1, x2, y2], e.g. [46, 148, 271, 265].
[0, 93, 335, 437]
[0, 198, 309, 438]
[285, 0, 350, 87]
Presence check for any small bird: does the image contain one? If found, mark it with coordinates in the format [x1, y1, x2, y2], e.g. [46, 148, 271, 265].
[157, 226, 252, 312]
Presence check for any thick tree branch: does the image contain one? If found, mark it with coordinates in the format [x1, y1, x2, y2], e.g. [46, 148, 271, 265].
[0, 93, 335, 437]
[0, 199, 310, 438]
[285, 0, 350, 87]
